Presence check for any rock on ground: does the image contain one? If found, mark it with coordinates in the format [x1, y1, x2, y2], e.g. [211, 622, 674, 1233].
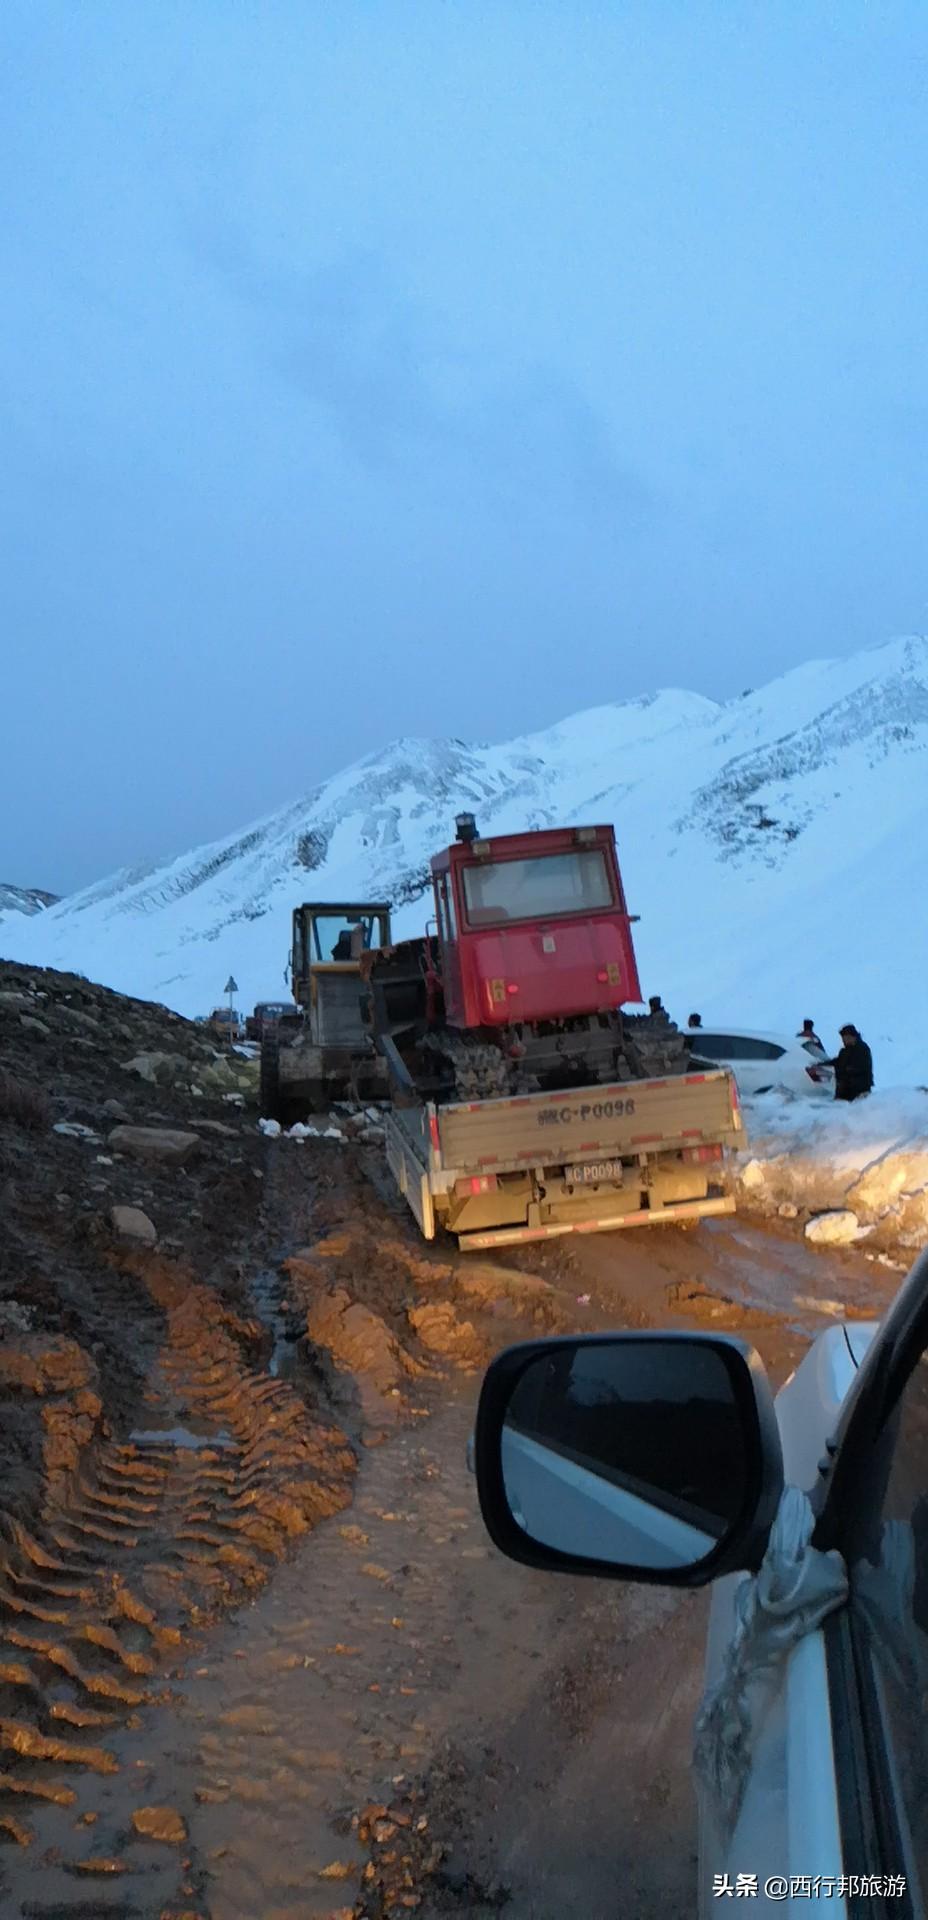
[107, 1125, 202, 1167]
[120, 1051, 193, 1088]
[804, 1210, 861, 1246]
[130, 1805, 188, 1845]
[110, 1204, 157, 1246]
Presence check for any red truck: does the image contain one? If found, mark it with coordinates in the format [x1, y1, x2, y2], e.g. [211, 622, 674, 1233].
[362, 815, 743, 1249]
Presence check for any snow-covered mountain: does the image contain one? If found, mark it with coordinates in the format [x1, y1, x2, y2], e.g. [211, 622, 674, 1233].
[0, 884, 60, 928]
[3, 635, 926, 1083]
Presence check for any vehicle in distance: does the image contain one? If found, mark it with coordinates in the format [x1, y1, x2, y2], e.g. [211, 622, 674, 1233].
[685, 1027, 834, 1099]
[472, 1247, 928, 1910]
[245, 1001, 298, 1042]
[207, 1006, 245, 1041]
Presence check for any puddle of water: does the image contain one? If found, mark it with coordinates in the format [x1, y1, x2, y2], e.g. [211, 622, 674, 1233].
[703, 1221, 899, 1336]
[130, 1424, 237, 1450]
[250, 1266, 300, 1380]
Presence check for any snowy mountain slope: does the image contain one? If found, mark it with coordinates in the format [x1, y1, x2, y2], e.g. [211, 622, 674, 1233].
[3, 635, 926, 1084]
[0, 884, 60, 931]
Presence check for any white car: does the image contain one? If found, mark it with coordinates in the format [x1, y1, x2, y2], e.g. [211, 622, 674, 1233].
[685, 1026, 834, 1099]
[473, 1255, 928, 1911]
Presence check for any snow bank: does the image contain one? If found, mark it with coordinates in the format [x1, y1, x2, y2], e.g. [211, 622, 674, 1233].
[737, 1090, 928, 1251]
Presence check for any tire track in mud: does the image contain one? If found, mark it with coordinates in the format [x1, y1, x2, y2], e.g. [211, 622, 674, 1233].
[169, 1391, 493, 1920]
[0, 1142, 569, 1918]
[0, 1250, 356, 1919]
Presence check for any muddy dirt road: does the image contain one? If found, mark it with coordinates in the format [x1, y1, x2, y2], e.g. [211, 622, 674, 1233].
[0, 964, 904, 1918]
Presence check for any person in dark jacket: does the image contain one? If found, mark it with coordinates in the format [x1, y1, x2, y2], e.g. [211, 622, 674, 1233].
[688, 1012, 703, 1029]
[828, 1025, 874, 1102]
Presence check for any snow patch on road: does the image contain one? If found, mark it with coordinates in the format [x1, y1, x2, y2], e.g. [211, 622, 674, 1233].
[737, 1090, 928, 1252]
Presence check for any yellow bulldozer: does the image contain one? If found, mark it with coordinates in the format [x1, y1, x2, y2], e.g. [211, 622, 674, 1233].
[259, 901, 392, 1121]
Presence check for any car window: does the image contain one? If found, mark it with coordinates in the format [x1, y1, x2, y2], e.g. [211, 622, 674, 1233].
[688, 1033, 731, 1059]
[690, 1034, 785, 1062]
[840, 1349, 928, 1902]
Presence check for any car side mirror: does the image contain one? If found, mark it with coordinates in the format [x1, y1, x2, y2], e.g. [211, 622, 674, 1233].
[473, 1332, 783, 1587]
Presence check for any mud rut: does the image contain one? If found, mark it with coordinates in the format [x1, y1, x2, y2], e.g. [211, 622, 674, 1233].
[0, 1242, 357, 1917]
[0, 1137, 546, 1919]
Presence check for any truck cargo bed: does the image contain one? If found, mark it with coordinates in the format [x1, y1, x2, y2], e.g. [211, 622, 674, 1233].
[382, 1069, 743, 1248]
[434, 1071, 740, 1172]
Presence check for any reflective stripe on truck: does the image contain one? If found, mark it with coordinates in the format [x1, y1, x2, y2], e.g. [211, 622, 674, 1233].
[458, 1193, 736, 1252]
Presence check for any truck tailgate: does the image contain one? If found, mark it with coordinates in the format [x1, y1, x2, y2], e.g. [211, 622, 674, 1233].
[436, 1070, 740, 1173]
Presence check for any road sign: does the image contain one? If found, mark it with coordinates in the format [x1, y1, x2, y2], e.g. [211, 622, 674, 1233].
[224, 976, 239, 1048]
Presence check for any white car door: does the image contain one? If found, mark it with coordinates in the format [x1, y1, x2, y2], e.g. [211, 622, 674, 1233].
[687, 1033, 767, 1098]
[698, 1325, 871, 1913]
[704, 1260, 928, 1912]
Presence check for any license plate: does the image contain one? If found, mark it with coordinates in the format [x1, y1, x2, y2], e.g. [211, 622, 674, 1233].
[568, 1160, 625, 1186]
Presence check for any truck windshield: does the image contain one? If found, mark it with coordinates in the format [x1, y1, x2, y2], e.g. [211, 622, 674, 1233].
[461, 850, 614, 924]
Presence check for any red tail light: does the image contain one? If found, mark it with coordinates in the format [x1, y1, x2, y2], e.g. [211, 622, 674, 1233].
[455, 1173, 498, 1197]
[806, 1064, 827, 1084]
[682, 1144, 723, 1164]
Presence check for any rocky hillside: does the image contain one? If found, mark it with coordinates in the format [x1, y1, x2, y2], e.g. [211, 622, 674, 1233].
[3, 633, 927, 1082]
[0, 883, 59, 928]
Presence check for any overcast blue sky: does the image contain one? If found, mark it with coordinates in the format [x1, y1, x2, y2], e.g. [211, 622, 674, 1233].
[3, 1, 927, 892]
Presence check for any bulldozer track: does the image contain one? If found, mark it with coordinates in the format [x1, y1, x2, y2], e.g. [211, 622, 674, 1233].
[622, 1013, 690, 1080]
[0, 1255, 355, 1918]
[424, 1032, 513, 1105]
[425, 1015, 688, 1107]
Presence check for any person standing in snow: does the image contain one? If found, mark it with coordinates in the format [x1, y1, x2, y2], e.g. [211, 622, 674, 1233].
[797, 1017, 823, 1048]
[688, 1013, 703, 1029]
[649, 995, 670, 1023]
[828, 1024, 874, 1102]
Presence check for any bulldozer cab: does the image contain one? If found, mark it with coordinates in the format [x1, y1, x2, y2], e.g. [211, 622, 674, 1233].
[431, 822, 641, 1030]
[291, 903, 392, 1047]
